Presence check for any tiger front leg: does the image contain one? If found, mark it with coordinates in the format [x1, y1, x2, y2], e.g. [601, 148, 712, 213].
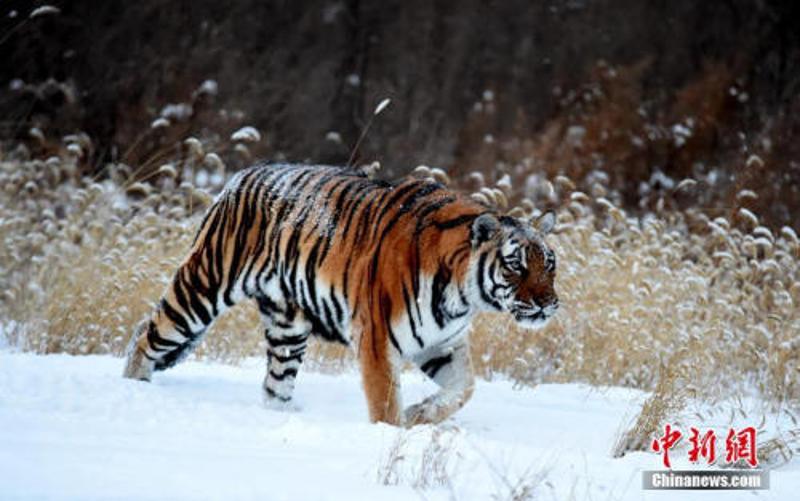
[359, 323, 403, 425]
[405, 340, 475, 427]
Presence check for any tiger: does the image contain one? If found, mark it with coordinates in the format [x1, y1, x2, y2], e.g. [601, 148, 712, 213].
[123, 163, 559, 426]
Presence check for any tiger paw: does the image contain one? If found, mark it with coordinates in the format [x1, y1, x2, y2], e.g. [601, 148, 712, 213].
[122, 347, 154, 381]
[262, 389, 300, 412]
[403, 402, 437, 427]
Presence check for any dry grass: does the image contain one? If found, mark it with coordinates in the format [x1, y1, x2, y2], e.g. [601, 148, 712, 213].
[376, 426, 459, 491]
[374, 425, 551, 499]
[611, 348, 694, 458]
[469, 180, 799, 401]
[2, 140, 799, 404]
[0, 154, 255, 361]
[756, 428, 800, 469]
[466, 160, 799, 454]
[489, 465, 549, 501]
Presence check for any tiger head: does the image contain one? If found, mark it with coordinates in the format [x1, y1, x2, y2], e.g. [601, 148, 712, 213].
[469, 210, 559, 328]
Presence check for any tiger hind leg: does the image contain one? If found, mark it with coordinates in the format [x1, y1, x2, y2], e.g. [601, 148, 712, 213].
[122, 321, 156, 380]
[123, 255, 236, 381]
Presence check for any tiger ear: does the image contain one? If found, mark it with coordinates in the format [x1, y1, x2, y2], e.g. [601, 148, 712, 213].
[534, 210, 556, 235]
[471, 213, 500, 247]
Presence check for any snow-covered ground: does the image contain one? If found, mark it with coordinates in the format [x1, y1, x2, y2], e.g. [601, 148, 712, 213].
[0, 350, 797, 500]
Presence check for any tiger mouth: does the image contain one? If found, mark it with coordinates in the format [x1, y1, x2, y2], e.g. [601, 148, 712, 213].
[513, 310, 547, 323]
[512, 302, 559, 326]
[511, 298, 559, 324]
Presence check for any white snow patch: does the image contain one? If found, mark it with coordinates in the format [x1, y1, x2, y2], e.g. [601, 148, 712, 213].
[231, 126, 261, 143]
[0, 351, 796, 500]
[195, 79, 219, 98]
[325, 131, 343, 143]
[566, 125, 586, 147]
[160, 103, 193, 122]
[29, 5, 60, 18]
[9, 78, 24, 91]
[150, 117, 170, 129]
[672, 122, 693, 147]
[374, 98, 391, 116]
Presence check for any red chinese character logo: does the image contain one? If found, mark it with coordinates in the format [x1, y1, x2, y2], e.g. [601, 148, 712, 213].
[725, 427, 758, 467]
[651, 423, 683, 468]
[688, 427, 717, 465]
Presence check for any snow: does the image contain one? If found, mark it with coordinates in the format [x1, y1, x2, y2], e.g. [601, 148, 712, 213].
[325, 131, 342, 144]
[566, 125, 586, 147]
[194, 80, 219, 98]
[0, 351, 797, 500]
[231, 126, 261, 143]
[373, 99, 391, 116]
[160, 103, 193, 122]
[29, 5, 60, 19]
[150, 117, 170, 129]
[738, 208, 759, 227]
